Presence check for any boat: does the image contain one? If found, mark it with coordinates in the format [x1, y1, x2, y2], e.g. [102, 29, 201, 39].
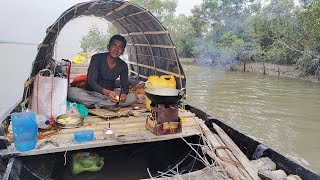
[0, 0, 319, 179]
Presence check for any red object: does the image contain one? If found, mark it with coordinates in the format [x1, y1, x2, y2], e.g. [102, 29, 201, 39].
[70, 74, 87, 89]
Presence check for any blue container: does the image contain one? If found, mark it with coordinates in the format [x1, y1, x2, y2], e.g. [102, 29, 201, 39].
[11, 112, 38, 151]
[74, 130, 94, 142]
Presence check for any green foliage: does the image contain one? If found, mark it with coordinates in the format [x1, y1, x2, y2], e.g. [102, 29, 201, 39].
[79, 0, 320, 75]
[80, 25, 109, 53]
[131, 0, 177, 23]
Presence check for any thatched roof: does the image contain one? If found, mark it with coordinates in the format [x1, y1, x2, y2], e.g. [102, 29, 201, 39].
[31, 0, 185, 89]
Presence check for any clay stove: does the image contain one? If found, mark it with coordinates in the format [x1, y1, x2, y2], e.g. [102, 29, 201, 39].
[146, 103, 182, 136]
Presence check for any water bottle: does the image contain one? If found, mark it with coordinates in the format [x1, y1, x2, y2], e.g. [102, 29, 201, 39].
[11, 112, 38, 151]
[36, 114, 51, 129]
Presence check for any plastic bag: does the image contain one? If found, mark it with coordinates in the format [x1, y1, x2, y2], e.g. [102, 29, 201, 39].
[67, 101, 89, 117]
[67, 102, 80, 115]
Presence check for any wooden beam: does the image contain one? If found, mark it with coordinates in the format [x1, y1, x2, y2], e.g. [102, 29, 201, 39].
[212, 123, 261, 180]
[120, 31, 169, 37]
[83, 0, 99, 15]
[125, 60, 185, 79]
[126, 43, 175, 49]
[127, 53, 177, 62]
[112, 10, 147, 22]
[195, 118, 249, 180]
[0, 128, 200, 157]
[105, 1, 131, 17]
[129, 70, 148, 79]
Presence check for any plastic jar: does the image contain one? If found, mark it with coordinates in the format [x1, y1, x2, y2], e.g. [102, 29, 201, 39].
[11, 112, 38, 151]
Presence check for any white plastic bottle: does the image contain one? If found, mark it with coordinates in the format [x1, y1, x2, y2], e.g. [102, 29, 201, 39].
[36, 115, 51, 129]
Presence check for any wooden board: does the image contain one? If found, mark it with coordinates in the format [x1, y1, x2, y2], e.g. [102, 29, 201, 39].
[88, 106, 147, 119]
[1, 109, 200, 157]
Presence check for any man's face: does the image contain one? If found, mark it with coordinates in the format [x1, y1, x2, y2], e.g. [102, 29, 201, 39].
[108, 39, 125, 59]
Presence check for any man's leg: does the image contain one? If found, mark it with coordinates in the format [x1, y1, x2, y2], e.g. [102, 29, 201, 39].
[98, 93, 137, 107]
[68, 87, 136, 108]
[118, 93, 137, 107]
[67, 87, 107, 107]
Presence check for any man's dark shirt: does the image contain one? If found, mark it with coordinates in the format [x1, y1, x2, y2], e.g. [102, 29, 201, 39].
[85, 53, 129, 94]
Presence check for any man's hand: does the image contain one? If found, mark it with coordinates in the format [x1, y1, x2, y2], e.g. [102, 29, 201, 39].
[120, 94, 127, 102]
[102, 89, 118, 103]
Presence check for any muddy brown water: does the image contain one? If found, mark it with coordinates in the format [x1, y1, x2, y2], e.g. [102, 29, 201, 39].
[182, 61, 320, 172]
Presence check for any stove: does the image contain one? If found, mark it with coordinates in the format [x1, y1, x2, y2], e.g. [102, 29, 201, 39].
[146, 103, 182, 136]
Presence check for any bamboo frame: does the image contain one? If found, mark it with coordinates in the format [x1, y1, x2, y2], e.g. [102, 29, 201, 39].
[120, 30, 169, 37]
[126, 60, 185, 79]
[127, 43, 176, 49]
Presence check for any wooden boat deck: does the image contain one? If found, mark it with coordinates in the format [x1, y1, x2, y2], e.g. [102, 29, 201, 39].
[1, 106, 202, 157]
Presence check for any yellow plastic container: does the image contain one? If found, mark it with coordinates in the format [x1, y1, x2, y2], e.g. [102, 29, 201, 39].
[145, 75, 176, 111]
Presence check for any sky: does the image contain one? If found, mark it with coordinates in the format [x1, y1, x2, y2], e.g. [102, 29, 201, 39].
[0, 0, 201, 44]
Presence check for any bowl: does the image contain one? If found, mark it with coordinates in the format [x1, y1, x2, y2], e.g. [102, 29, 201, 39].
[57, 114, 84, 128]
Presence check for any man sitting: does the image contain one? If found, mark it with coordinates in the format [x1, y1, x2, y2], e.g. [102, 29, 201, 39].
[68, 35, 136, 109]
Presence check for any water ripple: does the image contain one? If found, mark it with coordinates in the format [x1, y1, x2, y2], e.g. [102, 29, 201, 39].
[183, 62, 320, 172]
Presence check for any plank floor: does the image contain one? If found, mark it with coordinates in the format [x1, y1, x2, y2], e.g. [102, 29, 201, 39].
[1, 106, 202, 157]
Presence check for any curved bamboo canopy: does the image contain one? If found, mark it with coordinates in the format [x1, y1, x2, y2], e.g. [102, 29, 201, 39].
[31, 0, 186, 89]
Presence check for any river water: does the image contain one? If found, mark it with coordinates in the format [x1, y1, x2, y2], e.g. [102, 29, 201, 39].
[0, 44, 319, 172]
[182, 61, 320, 172]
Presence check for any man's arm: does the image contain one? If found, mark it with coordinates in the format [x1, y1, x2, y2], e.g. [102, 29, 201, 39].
[86, 56, 104, 93]
[120, 61, 129, 95]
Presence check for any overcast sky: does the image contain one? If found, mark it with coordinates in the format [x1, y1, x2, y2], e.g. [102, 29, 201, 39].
[0, 0, 201, 44]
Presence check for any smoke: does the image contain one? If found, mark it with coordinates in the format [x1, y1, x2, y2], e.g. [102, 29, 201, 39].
[194, 48, 238, 70]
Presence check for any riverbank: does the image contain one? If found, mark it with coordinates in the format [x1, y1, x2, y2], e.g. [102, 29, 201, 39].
[179, 58, 320, 83]
[234, 62, 320, 83]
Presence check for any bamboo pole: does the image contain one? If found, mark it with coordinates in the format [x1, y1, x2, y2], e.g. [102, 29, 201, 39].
[214, 133, 252, 179]
[195, 118, 247, 180]
[212, 123, 260, 180]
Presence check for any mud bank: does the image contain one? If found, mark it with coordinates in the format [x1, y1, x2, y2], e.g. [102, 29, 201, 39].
[235, 62, 320, 83]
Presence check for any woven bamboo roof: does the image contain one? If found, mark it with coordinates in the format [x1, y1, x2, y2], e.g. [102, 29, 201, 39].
[31, 0, 185, 89]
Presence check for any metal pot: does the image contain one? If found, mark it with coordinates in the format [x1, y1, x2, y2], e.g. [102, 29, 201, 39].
[144, 87, 186, 105]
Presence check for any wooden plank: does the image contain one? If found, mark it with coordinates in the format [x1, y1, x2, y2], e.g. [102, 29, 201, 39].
[2, 109, 200, 157]
[194, 118, 247, 180]
[212, 123, 260, 180]
[213, 133, 252, 179]
[0, 126, 200, 157]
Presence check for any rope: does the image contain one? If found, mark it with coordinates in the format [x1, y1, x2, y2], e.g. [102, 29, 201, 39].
[64, 142, 70, 166]
[36, 75, 39, 114]
[50, 74, 53, 119]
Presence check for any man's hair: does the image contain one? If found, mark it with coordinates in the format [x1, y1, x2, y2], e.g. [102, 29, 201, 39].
[109, 34, 127, 49]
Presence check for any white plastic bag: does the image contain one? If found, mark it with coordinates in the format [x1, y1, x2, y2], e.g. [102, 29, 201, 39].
[29, 69, 67, 118]
[67, 102, 80, 115]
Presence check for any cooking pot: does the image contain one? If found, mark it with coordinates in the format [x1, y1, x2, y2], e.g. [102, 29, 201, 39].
[144, 87, 186, 105]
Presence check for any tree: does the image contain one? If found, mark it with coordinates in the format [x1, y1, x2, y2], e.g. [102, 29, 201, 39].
[189, 0, 260, 66]
[80, 25, 109, 53]
[131, 0, 177, 23]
